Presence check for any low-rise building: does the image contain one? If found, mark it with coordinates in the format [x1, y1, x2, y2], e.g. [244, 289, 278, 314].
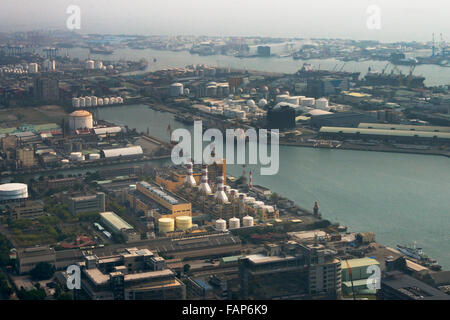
[68, 192, 106, 215]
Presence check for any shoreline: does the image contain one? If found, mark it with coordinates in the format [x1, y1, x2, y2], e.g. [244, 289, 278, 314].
[279, 141, 450, 158]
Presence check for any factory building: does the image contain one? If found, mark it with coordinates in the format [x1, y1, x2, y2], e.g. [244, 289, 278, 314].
[76, 248, 186, 300]
[34, 77, 59, 102]
[239, 242, 341, 300]
[135, 181, 191, 220]
[267, 105, 296, 129]
[68, 192, 106, 215]
[2, 200, 44, 220]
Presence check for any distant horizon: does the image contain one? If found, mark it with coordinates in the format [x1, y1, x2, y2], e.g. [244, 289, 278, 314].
[0, 0, 449, 43]
[0, 28, 438, 45]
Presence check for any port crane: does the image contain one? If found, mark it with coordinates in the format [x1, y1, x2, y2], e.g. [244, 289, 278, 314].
[344, 259, 356, 300]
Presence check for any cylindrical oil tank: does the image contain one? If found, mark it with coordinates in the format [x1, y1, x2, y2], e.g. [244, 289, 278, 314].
[243, 215, 254, 227]
[79, 97, 86, 107]
[68, 110, 93, 130]
[229, 217, 240, 229]
[0, 183, 28, 201]
[103, 97, 110, 105]
[85, 96, 92, 107]
[110, 97, 117, 104]
[175, 216, 192, 231]
[215, 219, 227, 231]
[72, 97, 80, 108]
[97, 98, 104, 106]
[158, 218, 175, 233]
[170, 83, 184, 97]
[91, 96, 98, 107]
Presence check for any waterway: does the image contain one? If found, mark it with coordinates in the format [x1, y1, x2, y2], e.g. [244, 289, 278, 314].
[96, 104, 450, 269]
[64, 47, 450, 87]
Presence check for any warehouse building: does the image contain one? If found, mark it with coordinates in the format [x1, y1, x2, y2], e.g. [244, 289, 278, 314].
[311, 112, 376, 128]
[358, 123, 450, 133]
[99, 211, 140, 242]
[101, 146, 143, 158]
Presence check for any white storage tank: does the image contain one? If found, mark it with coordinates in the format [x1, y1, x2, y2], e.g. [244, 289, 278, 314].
[97, 98, 104, 106]
[175, 216, 192, 231]
[79, 97, 86, 107]
[229, 217, 240, 229]
[104, 97, 110, 105]
[258, 98, 268, 107]
[0, 183, 28, 201]
[85, 60, 95, 70]
[94, 60, 103, 70]
[85, 96, 92, 107]
[170, 83, 184, 97]
[158, 218, 175, 233]
[315, 98, 329, 110]
[91, 96, 98, 107]
[243, 215, 254, 227]
[72, 97, 80, 108]
[215, 219, 227, 231]
[68, 110, 93, 130]
[301, 97, 315, 107]
[70, 152, 83, 161]
[28, 63, 39, 73]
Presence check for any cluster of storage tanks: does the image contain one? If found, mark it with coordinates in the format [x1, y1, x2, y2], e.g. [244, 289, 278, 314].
[194, 98, 266, 120]
[85, 60, 113, 71]
[72, 96, 124, 108]
[276, 93, 330, 111]
[158, 215, 193, 233]
[214, 215, 255, 231]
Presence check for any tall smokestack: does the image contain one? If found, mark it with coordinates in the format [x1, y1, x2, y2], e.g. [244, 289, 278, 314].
[249, 170, 253, 190]
[184, 161, 196, 187]
[215, 176, 228, 203]
[199, 165, 212, 194]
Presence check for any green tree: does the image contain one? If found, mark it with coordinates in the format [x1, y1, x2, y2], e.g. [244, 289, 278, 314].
[30, 262, 55, 280]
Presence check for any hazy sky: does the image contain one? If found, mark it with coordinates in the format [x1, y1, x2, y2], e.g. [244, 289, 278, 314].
[1, 0, 449, 42]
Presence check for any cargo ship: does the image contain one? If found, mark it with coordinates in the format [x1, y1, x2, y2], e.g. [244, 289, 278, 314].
[364, 71, 425, 87]
[296, 63, 360, 81]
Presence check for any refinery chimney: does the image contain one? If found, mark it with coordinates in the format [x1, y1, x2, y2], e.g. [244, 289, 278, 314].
[199, 165, 212, 194]
[184, 161, 196, 187]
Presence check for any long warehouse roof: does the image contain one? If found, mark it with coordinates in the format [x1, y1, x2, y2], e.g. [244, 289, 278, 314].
[358, 123, 450, 132]
[320, 127, 450, 139]
[101, 146, 143, 158]
[100, 211, 134, 231]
